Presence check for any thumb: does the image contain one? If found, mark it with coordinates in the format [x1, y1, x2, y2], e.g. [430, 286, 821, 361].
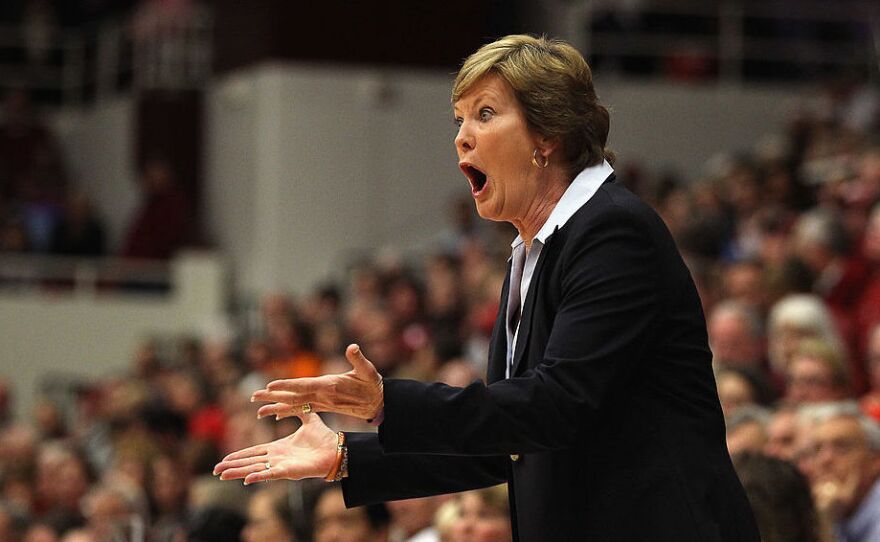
[297, 411, 321, 426]
[346, 343, 377, 378]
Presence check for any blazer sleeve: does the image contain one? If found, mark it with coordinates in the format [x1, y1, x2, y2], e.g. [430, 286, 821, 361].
[341, 432, 508, 507]
[378, 208, 663, 455]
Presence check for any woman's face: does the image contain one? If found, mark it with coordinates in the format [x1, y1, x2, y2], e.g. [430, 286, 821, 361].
[454, 74, 544, 227]
[242, 492, 294, 542]
[451, 493, 511, 542]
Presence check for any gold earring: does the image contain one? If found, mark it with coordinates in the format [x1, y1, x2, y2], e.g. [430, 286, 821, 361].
[531, 149, 549, 168]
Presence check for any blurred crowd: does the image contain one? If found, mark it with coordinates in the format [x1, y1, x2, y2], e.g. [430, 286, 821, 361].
[3, 69, 880, 542]
[0, 88, 195, 263]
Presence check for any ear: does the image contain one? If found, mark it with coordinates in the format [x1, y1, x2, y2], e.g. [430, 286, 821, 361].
[534, 133, 561, 160]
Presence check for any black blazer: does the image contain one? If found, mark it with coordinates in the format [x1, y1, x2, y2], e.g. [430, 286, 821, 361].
[342, 177, 759, 542]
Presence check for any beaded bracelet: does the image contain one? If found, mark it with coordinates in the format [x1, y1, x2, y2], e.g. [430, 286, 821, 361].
[324, 431, 347, 482]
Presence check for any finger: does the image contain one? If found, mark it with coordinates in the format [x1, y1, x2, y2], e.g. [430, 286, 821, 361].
[221, 444, 268, 462]
[256, 403, 295, 419]
[297, 411, 319, 425]
[220, 462, 271, 481]
[214, 454, 268, 474]
[252, 390, 307, 405]
[346, 343, 377, 378]
[265, 376, 327, 392]
[244, 462, 314, 484]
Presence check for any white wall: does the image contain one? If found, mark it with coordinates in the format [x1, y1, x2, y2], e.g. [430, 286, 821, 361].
[205, 64, 462, 297]
[0, 252, 227, 419]
[54, 66, 812, 297]
[53, 98, 139, 253]
[600, 82, 805, 175]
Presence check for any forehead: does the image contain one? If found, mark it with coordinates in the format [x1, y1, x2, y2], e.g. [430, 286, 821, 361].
[814, 416, 864, 439]
[789, 355, 831, 373]
[453, 74, 515, 112]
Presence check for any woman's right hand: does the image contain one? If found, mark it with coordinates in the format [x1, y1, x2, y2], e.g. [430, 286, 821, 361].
[213, 412, 338, 485]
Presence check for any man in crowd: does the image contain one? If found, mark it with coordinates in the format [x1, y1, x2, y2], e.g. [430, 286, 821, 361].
[807, 402, 880, 542]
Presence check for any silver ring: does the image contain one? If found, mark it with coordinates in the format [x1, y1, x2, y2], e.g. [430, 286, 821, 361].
[265, 462, 271, 470]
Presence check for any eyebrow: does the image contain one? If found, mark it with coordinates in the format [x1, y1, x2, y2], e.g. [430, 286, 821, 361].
[453, 89, 498, 115]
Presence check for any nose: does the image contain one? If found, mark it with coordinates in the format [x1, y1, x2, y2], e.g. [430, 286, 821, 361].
[455, 122, 474, 153]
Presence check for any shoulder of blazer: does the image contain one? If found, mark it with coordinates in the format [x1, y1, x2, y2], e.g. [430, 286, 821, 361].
[553, 182, 659, 256]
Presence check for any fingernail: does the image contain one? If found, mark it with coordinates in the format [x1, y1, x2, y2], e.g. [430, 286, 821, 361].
[250, 397, 255, 403]
[256, 413, 264, 419]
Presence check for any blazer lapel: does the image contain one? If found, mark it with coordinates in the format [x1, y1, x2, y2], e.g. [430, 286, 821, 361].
[510, 231, 555, 377]
[487, 263, 511, 384]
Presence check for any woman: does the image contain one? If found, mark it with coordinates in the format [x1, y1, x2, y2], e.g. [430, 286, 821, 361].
[448, 485, 512, 542]
[214, 34, 759, 541]
[241, 486, 297, 542]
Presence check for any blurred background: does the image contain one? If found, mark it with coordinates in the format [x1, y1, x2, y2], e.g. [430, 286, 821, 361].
[1, 1, 880, 541]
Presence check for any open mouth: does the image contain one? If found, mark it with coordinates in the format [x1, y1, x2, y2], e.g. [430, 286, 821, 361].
[460, 163, 488, 195]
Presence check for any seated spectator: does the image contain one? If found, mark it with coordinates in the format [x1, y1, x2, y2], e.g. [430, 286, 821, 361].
[720, 259, 769, 314]
[447, 486, 511, 542]
[80, 484, 141, 542]
[146, 454, 188, 542]
[765, 406, 801, 462]
[726, 406, 771, 456]
[121, 158, 192, 260]
[716, 367, 773, 417]
[242, 485, 296, 542]
[708, 300, 766, 372]
[785, 339, 852, 405]
[22, 522, 59, 542]
[0, 89, 66, 204]
[0, 500, 27, 542]
[732, 452, 825, 542]
[861, 323, 880, 422]
[857, 205, 880, 359]
[48, 192, 105, 257]
[313, 486, 389, 542]
[806, 402, 880, 542]
[768, 294, 847, 378]
[183, 506, 246, 542]
[387, 495, 445, 542]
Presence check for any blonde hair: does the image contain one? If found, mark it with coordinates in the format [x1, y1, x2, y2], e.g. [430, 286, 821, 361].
[452, 34, 614, 178]
[790, 338, 850, 390]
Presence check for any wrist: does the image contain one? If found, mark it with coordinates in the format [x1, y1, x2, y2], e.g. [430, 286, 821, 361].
[325, 432, 348, 482]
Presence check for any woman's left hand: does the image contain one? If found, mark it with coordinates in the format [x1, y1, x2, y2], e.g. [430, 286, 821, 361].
[213, 412, 338, 484]
[251, 344, 384, 421]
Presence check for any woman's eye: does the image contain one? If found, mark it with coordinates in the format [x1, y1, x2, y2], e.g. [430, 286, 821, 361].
[479, 108, 494, 121]
[454, 117, 463, 127]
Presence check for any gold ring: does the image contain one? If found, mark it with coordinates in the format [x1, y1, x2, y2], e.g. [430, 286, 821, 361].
[301, 403, 312, 414]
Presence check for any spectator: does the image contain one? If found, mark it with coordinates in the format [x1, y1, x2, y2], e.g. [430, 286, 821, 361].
[807, 402, 880, 542]
[22, 522, 59, 542]
[0, 89, 66, 204]
[726, 406, 771, 456]
[765, 406, 801, 462]
[716, 368, 768, 417]
[313, 486, 389, 542]
[732, 452, 825, 542]
[448, 486, 511, 542]
[242, 486, 297, 542]
[386, 496, 445, 542]
[48, 192, 105, 257]
[121, 158, 191, 260]
[708, 300, 765, 371]
[785, 339, 851, 405]
[861, 323, 880, 422]
[768, 294, 847, 377]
